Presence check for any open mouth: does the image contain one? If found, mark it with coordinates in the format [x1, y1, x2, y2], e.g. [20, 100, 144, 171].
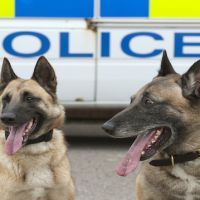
[116, 127, 172, 177]
[140, 127, 171, 161]
[4, 118, 38, 155]
[21, 118, 38, 144]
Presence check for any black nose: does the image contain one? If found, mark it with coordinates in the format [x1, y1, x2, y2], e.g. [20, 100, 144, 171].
[0, 113, 16, 124]
[102, 121, 116, 134]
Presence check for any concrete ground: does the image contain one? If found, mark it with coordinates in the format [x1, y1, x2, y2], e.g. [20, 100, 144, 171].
[67, 135, 138, 200]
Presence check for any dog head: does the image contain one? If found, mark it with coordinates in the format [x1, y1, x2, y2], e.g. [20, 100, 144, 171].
[0, 57, 64, 155]
[103, 50, 200, 176]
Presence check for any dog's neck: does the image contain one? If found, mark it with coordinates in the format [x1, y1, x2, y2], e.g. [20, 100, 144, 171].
[5, 130, 53, 146]
[150, 127, 200, 167]
[149, 151, 200, 167]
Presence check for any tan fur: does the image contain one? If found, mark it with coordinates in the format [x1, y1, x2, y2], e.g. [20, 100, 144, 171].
[0, 78, 75, 200]
[0, 130, 75, 200]
[135, 75, 200, 199]
[0, 79, 65, 137]
[103, 53, 200, 199]
[136, 159, 200, 200]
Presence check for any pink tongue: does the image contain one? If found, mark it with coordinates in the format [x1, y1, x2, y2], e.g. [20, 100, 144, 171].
[116, 132, 155, 176]
[5, 123, 28, 155]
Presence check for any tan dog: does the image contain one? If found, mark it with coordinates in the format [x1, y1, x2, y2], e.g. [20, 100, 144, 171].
[0, 57, 75, 200]
[103, 51, 200, 199]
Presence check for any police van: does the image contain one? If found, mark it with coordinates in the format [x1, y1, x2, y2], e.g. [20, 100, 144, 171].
[0, 0, 200, 120]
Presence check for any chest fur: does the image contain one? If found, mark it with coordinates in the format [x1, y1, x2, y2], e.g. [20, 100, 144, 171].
[24, 165, 54, 187]
[0, 153, 55, 200]
[142, 161, 200, 200]
[171, 165, 200, 200]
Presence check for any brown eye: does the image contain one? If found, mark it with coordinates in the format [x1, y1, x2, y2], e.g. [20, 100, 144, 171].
[142, 97, 154, 106]
[25, 96, 34, 103]
[23, 91, 36, 103]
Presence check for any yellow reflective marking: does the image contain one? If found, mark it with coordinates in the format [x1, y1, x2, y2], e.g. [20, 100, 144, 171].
[150, 0, 200, 18]
[0, 0, 14, 18]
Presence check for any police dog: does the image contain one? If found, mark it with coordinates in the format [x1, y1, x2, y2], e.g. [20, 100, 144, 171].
[0, 57, 75, 200]
[103, 51, 200, 199]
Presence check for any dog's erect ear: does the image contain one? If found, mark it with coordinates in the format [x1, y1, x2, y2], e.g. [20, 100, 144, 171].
[181, 60, 200, 99]
[32, 56, 57, 94]
[0, 58, 18, 86]
[157, 50, 176, 77]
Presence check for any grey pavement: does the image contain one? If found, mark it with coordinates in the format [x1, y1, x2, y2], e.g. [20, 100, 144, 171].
[67, 136, 138, 200]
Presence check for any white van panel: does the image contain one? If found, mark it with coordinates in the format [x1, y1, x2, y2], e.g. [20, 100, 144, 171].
[1, 20, 200, 104]
[97, 27, 199, 102]
[97, 28, 200, 59]
[0, 28, 95, 59]
[96, 60, 194, 102]
[0, 21, 96, 102]
[97, 60, 158, 102]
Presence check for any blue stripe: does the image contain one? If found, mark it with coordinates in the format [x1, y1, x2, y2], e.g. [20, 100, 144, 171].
[16, 0, 94, 18]
[101, 0, 148, 17]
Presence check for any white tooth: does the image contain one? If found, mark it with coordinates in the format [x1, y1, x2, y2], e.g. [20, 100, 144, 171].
[156, 130, 161, 135]
[148, 144, 151, 148]
[142, 151, 145, 155]
[28, 123, 33, 129]
[151, 140, 155, 143]
[154, 135, 158, 139]
[27, 120, 33, 129]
